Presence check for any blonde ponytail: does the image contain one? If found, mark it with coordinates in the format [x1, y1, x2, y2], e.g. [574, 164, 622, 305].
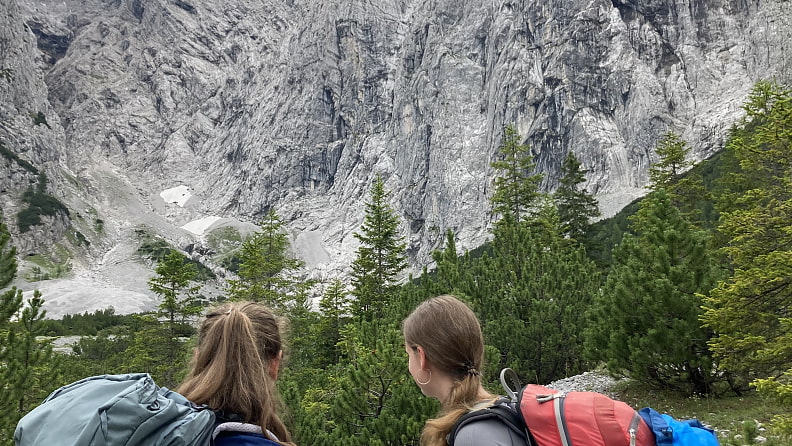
[403, 295, 494, 446]
[178, 302, 295, 446]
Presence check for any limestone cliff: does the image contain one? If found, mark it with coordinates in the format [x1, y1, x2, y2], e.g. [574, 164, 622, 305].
[0, 0, 790, 315]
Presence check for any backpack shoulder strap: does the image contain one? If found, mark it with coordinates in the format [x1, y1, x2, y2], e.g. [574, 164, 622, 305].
[448, 398, 531, 446]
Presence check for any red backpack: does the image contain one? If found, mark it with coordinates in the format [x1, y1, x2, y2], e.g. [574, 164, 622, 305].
[448, 369, 655, 446]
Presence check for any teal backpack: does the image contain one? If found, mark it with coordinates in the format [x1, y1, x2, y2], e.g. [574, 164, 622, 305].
[14, 373, 216, 446]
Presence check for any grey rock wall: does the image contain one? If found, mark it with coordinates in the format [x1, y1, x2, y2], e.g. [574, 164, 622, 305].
[0, 0, 790, 310]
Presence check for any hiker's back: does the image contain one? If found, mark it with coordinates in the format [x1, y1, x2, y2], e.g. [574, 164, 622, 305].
[14, 373, 215, 446]
[450, 399, 529, 446]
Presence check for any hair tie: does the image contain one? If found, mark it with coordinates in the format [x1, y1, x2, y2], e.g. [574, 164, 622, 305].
[462, 360, 479, 377]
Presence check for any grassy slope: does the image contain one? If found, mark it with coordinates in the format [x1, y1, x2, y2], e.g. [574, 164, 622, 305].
[616, 380, 788, 445]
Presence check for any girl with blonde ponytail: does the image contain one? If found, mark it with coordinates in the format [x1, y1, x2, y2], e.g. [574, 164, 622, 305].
[177, 302, 296, 446]
[402, 295, 527, 446]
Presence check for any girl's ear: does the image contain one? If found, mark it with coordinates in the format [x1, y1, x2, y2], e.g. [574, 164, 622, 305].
[269, 350, 283, 380]
[415, 345, 429, 370]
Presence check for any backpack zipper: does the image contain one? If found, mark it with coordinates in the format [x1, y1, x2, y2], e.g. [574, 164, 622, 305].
[547, 393, 572, 446]
[629, 412, 641, 446]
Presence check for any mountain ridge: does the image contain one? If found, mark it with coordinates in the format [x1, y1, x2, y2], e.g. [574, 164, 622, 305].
[0, 0, 790, 316]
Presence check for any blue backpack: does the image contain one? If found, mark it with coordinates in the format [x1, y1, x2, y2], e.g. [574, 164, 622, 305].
[638, 407, 720, 446]
[15, 373, 216, 446]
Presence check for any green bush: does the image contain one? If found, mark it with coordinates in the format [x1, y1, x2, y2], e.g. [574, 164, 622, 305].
[17, 174, 70, 233]
[138, 239, 216, 281]
[30, 111, 51, 129]
[0, 143, 38, 174]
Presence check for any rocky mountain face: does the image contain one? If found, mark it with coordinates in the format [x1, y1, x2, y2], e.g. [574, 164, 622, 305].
[1, 0, 790, 316]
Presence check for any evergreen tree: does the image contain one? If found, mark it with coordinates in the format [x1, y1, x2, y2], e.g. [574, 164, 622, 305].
[0, 219, 23, 445]
[149, 251, 202, 328]
[316, 278, 350, 366]
[586, 190, 720, 395]
[490, 125, 543, 226]
[647, 132, 709, 222]
[427, 229, 464, 296]
[553, 151, 601, 241]
[227, 209, 306, 310]
[0, 221, 15, 288]
[299, 320, 431, 445]
[350, 175, 407, 321]
[475, 201, 599, 384]
[147, 250, 202, 386]
[6, 292, 59, 414]
[701, 81, 792, 406]
[0, 219, 58, 444]
[648, 132, 692, 188]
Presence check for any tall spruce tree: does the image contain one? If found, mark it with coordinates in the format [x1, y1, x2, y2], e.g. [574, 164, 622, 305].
[0, 219, 58, 444]
[648, 132, 693, 187]
[149, 250, 202, 330]
[554, 152, 600, 241]
[490, 124, 543, 226]
[350, 175, 407, 321]
[701, 81, 792, 414]
[586, 189, 720, 395]
[0, 221, 15, 288]
[147, 250, 202, 386]
[316, 278, 350, 366]
[6, 291, 58, 414]
[648, 132, 709, 222]
[300, 318, 431, 446]
[227, 209, 306, 309]
[475, 200, 599, 384]
[0, 219, 22, 445]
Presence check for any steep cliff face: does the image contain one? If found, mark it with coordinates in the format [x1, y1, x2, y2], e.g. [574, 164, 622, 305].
[0, 0, 790, 314]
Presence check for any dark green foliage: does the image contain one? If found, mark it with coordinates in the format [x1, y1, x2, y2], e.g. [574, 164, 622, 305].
[0, 143, 38, 174]
[584, 150, 725, 270]
[350, 175, 407, 322]
[490, 125, 543, 225]
[220, 253, 241, 273]
[648, 132, 710, 224]
[227, 209, 308, 309]
[554, 151, 601, 241]
[137, 239, 215, 281]
[59, 315, 191, 388]
[137, 238, 173, 259]
[5, 292, 59, 413]
[40, 308, 129, 336]
[17, 173, 69, 233]
[148, 251, 202, 387]
[0, 223, 59, 444]
[648, 132, 693, 188]
[474, 204, 599, 384]
[61, 328, 134, 380]
[30, 111, 50, 129]
[586, 190, 722, 395]
[315, 279, 351, 366]
[701, 81, 792, 407]
[293, 321, 432, 446]
[0, 220, 16, 288]
[73, 231, 89, 247]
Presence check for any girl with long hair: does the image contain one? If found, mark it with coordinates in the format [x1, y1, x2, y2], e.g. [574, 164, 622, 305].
[402, 294, 527, 446]
[177, 301, 296, 446]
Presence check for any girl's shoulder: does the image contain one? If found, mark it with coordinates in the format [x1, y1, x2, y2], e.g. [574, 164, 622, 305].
[213, 431, 280, 446]
[454, 416, 528, 446]
[213, 421, 281, 446]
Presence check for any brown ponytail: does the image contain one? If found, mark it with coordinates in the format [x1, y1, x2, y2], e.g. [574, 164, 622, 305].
[402, 295, 496, 446]
[177, 302, 295, 446]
